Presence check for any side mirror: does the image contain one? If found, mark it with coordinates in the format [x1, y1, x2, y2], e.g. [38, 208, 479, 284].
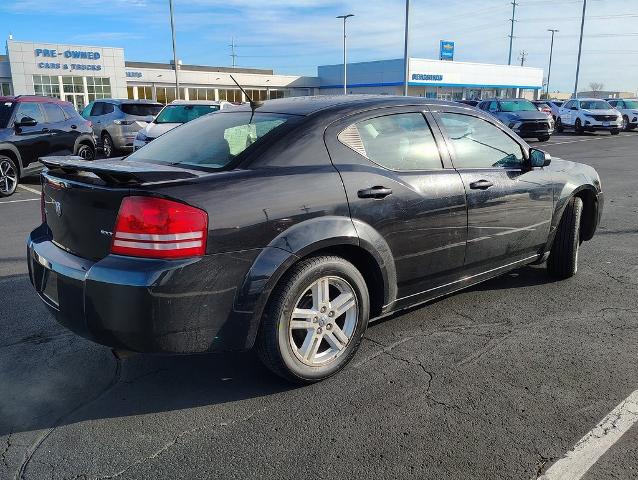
[530, 148, 551, 168]
[143, 115, 155, 123]
[15, 116, 38, 128]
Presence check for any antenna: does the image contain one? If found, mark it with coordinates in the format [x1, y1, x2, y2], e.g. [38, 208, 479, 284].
[230, 37, 237, 68]
[519, 49, 528, 66]
[229, 74, 263, 120]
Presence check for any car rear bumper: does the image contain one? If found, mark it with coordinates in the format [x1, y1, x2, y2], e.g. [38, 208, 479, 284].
[27, 225, 261, 354]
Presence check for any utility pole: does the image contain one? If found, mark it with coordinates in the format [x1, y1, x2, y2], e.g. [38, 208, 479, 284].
[546, 29, 559, 98]
[230, 37, 237, 68]
[573, 0, 587, 98]
[519, 50, 528, 66]
[508, 1, 518, 65]
[403, 0, 410, 96]
[336, 14, 354, 95]
[169, 0, 180, 99]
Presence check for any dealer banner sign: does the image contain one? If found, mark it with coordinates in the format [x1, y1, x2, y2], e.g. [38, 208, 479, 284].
[439, 41, 454, 61]
[35, 48, 102, 71]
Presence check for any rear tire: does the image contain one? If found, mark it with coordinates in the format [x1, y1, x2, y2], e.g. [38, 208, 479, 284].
[256, 255, 370, 384]
[622, 115, 629, 131]
[537, 135, 551, 142]
[556, 117, 564, 133]
[102, 133, 115, 158]
[0, 155, 19, 198]
[547, 196, 583, 279]
[611, 129, 620, 136]
[76, 143, 95, 160]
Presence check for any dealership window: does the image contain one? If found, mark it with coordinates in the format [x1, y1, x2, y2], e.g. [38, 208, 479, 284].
[269, 90, 285, 100]
[188, 87, 216, 101]
[155, 87, 186, 104]
[87, 77, 111, 101]
[62, 76, 84, 94]
[246, 89, 267, 102]
[218, 89, 242, 103]
[33, 75, 60, 97]
[0, 82, 11, 96]
[136, 86, 154, 100]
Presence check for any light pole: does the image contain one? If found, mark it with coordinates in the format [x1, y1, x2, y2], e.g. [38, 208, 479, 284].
[403, 0, 410, 96]
[573, 0, 587, 98]
[546, 29, 559, 98]
[169, 0, 180, 100]
[336, 14, 354, 95]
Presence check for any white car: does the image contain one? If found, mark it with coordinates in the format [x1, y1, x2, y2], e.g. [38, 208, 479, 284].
[133, 100, 232, 150]
[557, 98, 623, 135]
[606, 98, 638, 131]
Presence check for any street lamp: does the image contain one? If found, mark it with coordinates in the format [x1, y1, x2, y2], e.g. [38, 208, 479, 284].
[169, 0, 180, 100]
[336, 14, 354, 95]
[573, 0, 587, 98]
[546, 29, 559, 98]
[403, 0, 410, 96]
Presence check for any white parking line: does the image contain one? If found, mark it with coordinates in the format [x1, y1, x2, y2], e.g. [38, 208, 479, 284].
[0, 198, 40, 204]
[18, 184, 41, 195]
[540, 389, 638, 480]
[548, 137, 611, 146]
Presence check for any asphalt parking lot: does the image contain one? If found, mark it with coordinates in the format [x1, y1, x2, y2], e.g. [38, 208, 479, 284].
[1, 131, 637, 480]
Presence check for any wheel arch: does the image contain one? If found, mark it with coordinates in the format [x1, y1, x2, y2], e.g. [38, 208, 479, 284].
[73, 134, 96, 155]
[233, 216, 396, 350]
[546, 184, 600, 250]
[0, 143, 23, 176]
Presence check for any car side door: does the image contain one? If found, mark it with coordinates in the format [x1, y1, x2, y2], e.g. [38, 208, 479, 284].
[41, 103, 74, 155]
[87, 101, 104, 137]
[325, 107, 468, 302]
[9, 102, 49, 168]
[431, 105, 554, 273]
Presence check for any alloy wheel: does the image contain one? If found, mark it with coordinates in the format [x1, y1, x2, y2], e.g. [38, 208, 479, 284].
[77, 144, 94, 160]
[622, 116, 629, 131]
[288, 276, 358, 366]
[103, 136, 113, 157]
[0, 159, 18, 196]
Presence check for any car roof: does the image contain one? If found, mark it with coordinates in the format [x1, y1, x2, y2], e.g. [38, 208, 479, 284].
[167, 100, 228, 105]
[0, 95, 69, 104]
[575, 98, 609, 102]
[606, 98, 638, 101]
[97, 98, 162, 105]
[220, 95, 467, 117]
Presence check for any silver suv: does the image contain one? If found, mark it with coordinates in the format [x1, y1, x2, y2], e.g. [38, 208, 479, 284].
[81, 99, 163, 157]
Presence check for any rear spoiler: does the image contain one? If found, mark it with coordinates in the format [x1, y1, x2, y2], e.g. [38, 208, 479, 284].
[40, 156, 200, 185]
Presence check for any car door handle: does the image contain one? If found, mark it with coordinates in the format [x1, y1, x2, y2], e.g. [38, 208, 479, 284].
[358, 186, 393, 199]
[469, 180, 494, 190]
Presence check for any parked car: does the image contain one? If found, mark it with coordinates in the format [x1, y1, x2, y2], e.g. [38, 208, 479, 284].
[532, 101, 553, 118]
[133, 100, 232, 151]
[545, 100, 564, 121]
[557, 98, 622, 135]
[29, 96, 603, 383]
[81, 99, 163, 157]
[605, 98, 638, 131]
[0, 95, 95, 197]
[456, 99, 479, 107]
[477, 98, 554, 141]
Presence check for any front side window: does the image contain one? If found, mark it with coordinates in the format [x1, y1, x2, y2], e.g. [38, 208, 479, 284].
[127, 111, 298, 171]
[15, 102, 45, 124]
[623, 100, 638, 109]
[120, 103, 162, 117]
[341, 113, 442, 171]
[154, 104, 220, 124]
[439, 113, 524, 169]
[0, 102, 14, 128]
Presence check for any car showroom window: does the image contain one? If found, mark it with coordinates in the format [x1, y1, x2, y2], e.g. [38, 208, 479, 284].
[344, 113, 442, 170]
[15, 102, 45, 124]
[439, 113, 524, 169]
[42, 103, 66, 123]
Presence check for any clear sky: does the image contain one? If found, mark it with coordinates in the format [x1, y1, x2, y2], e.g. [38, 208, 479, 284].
[2, 0, 637, 93]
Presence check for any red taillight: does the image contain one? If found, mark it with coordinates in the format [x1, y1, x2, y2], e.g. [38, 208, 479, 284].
[87, 120, 93, 128]
[111, 196, 208, 259]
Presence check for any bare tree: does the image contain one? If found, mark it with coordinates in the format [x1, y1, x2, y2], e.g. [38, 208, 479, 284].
[589, 82, 604, 92]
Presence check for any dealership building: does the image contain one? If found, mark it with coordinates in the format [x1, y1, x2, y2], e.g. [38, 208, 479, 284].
[1, 39, 544, 111]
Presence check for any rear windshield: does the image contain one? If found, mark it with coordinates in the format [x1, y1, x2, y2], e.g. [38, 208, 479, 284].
[0, 102, 14, 128]
[580, 100, 612, 110]
[154, 104, 220, 124]
[120, 103, 163, 117]
[499, 100, 538, 112]
[126, 111, 298, 171]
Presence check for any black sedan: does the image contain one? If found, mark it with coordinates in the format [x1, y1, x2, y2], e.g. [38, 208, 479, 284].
[28, 96, 603, 383]
[477, 98, 555, 141]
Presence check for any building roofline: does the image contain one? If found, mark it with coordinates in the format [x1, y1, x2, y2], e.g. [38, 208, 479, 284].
[124, 61, 273, 75]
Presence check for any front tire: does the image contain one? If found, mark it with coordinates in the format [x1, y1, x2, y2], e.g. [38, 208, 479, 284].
[556, 117, 564, 133]
[622, 115, 629, 131]
[257, 255, 370, 384]
[0, 155, 18, 197]
[574, 118, 584, 134]
[610, 129, 620, 136]
[76, 143, 95, 160]
[538, 135, 551, 142]
[547, 196, 583, 279]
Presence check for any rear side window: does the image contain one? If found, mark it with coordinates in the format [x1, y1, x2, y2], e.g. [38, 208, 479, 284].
[339, 113, 442, 171]
[127, 111, 297, 171]
[42, 103, 66, 123]
[120, 103, 162, 116]
[439, 113, 524, 169]
[15, 102, 45, 124]
[103, 103, 115, 114]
